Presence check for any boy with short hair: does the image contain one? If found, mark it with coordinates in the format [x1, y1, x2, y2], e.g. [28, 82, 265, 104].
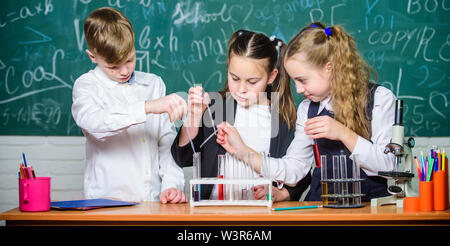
[72, 7, 187, 203]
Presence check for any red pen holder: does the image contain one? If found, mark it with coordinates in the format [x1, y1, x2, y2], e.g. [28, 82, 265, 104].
[419, 181, 434, 212]
[445, 158, 449, 210]
[434, 170, 448, 211]
[404, 197, 420, 212]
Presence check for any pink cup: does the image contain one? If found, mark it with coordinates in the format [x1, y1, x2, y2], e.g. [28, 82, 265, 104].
[19, 177, 51, 212]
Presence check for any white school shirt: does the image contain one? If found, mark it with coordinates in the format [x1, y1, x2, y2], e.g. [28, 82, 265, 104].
[269, 86, 396, 186]
[72, 66, 184, 202]
[209, 103, 272, 199]
[234, 103, 272, 154]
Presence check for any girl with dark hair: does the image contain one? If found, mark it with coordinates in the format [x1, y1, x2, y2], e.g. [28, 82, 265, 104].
[171, 29, 311, 201]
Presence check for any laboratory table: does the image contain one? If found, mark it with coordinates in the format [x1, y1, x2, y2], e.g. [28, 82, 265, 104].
[1, 201, 449, 226]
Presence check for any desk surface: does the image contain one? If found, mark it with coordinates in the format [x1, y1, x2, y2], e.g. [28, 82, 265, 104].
[1, 201, 450, 226]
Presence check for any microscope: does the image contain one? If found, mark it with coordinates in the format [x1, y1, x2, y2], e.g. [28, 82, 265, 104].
[370, 100, 418, 207]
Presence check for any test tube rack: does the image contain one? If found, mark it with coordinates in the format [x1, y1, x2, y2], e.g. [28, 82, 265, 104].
[320, 177, 365, 208]
[189, 178, 273, 207]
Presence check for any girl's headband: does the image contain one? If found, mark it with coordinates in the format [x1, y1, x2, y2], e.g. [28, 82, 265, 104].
[269, 35, 283, 51]
[237, 30, 282, 51]
[311, 24, 332, 37]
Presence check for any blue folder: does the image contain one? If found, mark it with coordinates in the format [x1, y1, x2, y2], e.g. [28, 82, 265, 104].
[50, 198, 138, 210]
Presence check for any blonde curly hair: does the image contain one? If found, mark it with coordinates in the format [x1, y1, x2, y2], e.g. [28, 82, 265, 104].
[283, 22, 377, 140]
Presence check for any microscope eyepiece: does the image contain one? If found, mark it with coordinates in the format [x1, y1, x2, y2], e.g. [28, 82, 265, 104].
[394, 100, 403, 125]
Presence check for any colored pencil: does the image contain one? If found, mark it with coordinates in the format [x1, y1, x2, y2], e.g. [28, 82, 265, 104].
[272, 205, 322, 211]
[22, 153, 28, 167]
[31, 167, 36, 178]
[19, 164, 24, 179]
[443, 150, 446, 171]
[414, 157, 421, 181]
[427, 158, 434, 182]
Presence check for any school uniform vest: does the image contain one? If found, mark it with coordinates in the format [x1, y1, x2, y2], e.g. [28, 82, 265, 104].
[304, 84, 390, 202]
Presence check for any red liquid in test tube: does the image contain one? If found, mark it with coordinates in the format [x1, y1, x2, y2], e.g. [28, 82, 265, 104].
[218, 176, 224, 200]
[313, 141, 321, 168]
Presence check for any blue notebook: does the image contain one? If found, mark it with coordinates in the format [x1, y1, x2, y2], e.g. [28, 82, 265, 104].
[50, 198, 138, 210]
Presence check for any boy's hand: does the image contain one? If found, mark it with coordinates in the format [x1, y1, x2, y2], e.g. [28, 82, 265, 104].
[160, 188, 187, 204]
[145, 93, 188, 122]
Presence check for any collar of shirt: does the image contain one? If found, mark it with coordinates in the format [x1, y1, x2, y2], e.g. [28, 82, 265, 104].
[127, 72, 136, 85]
[317, 96, 334, 116]
[93, 67, 149, 89]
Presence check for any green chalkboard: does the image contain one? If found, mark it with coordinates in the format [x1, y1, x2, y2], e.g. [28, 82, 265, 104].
[0, 0, 449, 136]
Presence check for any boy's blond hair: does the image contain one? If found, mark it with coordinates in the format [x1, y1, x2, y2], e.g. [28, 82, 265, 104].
[84, 7, 135, 65]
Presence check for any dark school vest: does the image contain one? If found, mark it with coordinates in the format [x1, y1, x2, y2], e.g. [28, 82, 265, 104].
[304, 84, 390, 202]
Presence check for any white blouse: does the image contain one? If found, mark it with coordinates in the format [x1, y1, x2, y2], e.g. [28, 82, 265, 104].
[234, 103, 272, 154]
[72, 66, 184, 202]
[269, 86, 397, 186]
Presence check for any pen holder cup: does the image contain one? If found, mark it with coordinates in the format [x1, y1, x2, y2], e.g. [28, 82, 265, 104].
[419, 181, 434, 212]
[19, 177, 51, 212]
[403, 197, 419, 212]
[433, 171, 448, 211]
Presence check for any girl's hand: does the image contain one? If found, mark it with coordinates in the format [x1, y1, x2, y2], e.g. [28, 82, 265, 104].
[304, 115, 358, 152]
[178, 86, 208, 147]
[185, 86, 209, 127]
[159, 188, 187, 204]
[304, 115, 346, 141]
[252, 185, 290, 202]
[216, 122, 247, 156]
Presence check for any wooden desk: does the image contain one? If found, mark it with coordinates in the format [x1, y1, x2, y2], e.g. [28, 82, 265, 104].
[1, 201, 449, 226]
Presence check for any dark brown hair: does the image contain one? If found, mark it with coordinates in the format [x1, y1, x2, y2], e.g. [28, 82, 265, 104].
[221, 30, 296, 129]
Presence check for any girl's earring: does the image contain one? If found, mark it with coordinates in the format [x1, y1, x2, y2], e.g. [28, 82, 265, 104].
[325, 63, 332, 75]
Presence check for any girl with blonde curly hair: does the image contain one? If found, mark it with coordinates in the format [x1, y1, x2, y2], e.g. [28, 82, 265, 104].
[218, 22, 397, 201]
[282, 22, 397, 201]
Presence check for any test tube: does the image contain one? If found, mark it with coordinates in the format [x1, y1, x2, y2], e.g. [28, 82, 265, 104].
[320, 155, 328, 205]
[313, 140, 321, 167]
[217, 154, 225, 200]
[233, 154, 241, 200]
[260, 152, 272, 178]
[352, 160, 361, 205]
[246, 152, 255, 200]
[339, 154, 349, 206]
[261, 152, 271, 199]
[226, 153, 234, 201]
[192, 152, 201, 202]
[332, 155, 340, 204]
[241, 154, 249, 200]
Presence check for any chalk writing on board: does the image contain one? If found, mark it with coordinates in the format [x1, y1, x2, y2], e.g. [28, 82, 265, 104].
[0, 49, 70, 105]
[2, 98, 61, 129]
[172, 2, 254, 26]
[407, 0, 450, 14]
[0, 0, 448, 136]
[0, 0, 53, 29]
